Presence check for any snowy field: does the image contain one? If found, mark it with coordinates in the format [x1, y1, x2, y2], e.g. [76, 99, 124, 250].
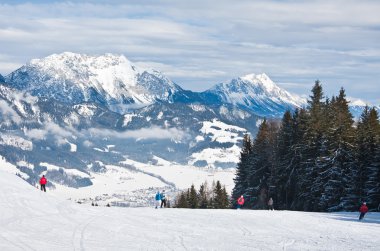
[1, 170, 380, 251]
[0, 155, 235, 206]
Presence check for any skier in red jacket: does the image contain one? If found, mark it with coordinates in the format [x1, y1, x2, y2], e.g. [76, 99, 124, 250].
[359, 202, 368, 220]
[39, 175, 47, 192]
[237, 195, 245, 209]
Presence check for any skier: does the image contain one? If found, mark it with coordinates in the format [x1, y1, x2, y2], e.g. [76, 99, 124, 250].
[268, 197, 274, 210]
[359, 202, 368, 220]
[39, 175, 47, 192]
[160, 190, 166, 208]
[155, 191, 161, 209]
[237, 195, 244, 209]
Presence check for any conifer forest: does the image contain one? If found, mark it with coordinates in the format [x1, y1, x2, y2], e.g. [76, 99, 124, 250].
[232, 81, 380, 212]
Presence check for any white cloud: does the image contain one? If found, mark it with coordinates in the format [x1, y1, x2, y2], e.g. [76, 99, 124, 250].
[55, 137, 67, 147]
[24, 121, 187, 142]
[24, 122, 75, 140]
[87, 126, 186, 141]
[83, 140, 93, 147]
[0, 100, 22, 124]
[0, 0, 379, 102]
[25, 128, 47, 140]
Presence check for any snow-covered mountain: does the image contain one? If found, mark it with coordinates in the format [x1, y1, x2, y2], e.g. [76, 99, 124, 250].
[4, 53, 307, 117]
[5, 52, 182, 112]
[205, 73, 306, 117]
[347, 98, 380, 119]
[1, 52, 377, 204]
[0, 71, 259, 199]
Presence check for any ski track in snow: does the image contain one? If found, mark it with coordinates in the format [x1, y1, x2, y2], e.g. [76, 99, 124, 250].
[1, 171, 380, 250]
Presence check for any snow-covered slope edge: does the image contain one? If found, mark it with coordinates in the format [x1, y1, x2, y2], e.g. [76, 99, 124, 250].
[1, 168, 379, 250]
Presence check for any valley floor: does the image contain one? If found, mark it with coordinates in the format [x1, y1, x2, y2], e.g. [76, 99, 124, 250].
[1, 170, 380, 251]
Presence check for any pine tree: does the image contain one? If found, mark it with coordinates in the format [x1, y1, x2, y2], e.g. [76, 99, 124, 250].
[320, 88, 355, 211]
[300, 81, 327, 211]
[230, 80, 374, 213]
[232, 134, 252, 205]
[175, 192, 189, 208]
[221, 186, 230, 209]
[198, 183, 209, 209]
[188, 184, 199, 208]
[267, 120, 280, 203]
[342, 106, 375, 210]
[291, 108, 310, 210]
[213, 181, 229, 209]
[361, 108, 380, 209]
[365, 142, 380, 210]
[273, 110, 294, 209]
[246, 119, 277, 208]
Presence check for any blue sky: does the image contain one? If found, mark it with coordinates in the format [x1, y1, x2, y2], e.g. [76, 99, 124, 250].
[0, 0, 379, 104]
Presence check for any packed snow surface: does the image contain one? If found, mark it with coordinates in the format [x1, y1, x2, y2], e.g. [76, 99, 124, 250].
[1, 170, 380, 251]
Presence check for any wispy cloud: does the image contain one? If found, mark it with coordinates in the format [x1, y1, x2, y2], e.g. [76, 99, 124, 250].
[0, 100, 22, 124]
[87, 126, 186, 141]
[24, 122, 75, 140]
[0, 0, 379, 103]
[24, 121, 187, 142]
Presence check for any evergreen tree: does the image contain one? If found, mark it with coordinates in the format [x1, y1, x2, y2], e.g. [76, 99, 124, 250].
[175, 192, 189, 208]
[273, 110, 294, 209]
[198, 183, 209, 209]
[342, 106, 376, 210]
[300, 81, 327, 211]
[188, 184, 199, 209]
[361, 108, 380, 209]
[175, 181, 229, 209]
[291, 108, 310, 210]
[232, 134, 252, 204]
[221, 186, 230, 209]
[307, 80, 325, 135]
[320, 88, 355, 211]
[231, 80, 374, 212]
[365, 142, 380, 210]
[246, 119, 277, 208]
[267, 120, 280, 203]
[213, 181, 229, 209]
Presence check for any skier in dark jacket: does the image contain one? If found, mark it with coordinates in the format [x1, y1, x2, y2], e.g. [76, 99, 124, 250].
[39, 175, 47, 192]
[268, 197, 274, 210]
[160, 190, 166, 208]
[359, 202, 368, 220]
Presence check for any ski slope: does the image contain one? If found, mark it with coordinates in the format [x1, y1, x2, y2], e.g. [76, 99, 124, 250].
[1, 170, 380, 250]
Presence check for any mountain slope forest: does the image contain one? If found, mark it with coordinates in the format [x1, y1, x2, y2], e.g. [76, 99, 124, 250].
[233, 81, 380, 212]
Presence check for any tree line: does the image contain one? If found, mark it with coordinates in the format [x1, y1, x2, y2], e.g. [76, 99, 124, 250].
[232, 81, 380, 212]
[174, 181, 230, 209]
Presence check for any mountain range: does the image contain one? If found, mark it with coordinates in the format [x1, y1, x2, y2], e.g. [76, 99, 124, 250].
[0, 52, 375, 204]
[3, 52, 307, 115]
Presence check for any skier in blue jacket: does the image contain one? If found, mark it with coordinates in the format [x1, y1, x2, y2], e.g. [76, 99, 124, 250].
[155, 191, 161, 209]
